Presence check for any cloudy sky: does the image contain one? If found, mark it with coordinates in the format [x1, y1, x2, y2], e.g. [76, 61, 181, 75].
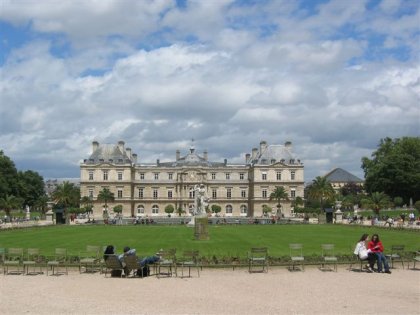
[0, 0, 419, 182]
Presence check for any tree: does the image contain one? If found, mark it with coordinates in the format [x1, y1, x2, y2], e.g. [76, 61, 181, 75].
[361, 192, 391, 215]
[80, 196, 93, 214]
[414, 201, 420, 212]
[164, 204, 174, 217]
[211, 204, 221, 216]
[0, 151, 19, 199]
[393, 197, 404, 207]
[340, 182, 364, 196]
[176, 207, 185, 217]
[269, 186, 289, 215]
[97, 188, 114, 209]
[362, 137, 420, 203]
[17, 170, 45, 207]
[307, 176, 335, 211]
[52, 181, 80, 210]
[113, 205, 123, 213]
[0, 194, 22, 217]
[33, 194, 49, 217]
[262, 205, 272, 216]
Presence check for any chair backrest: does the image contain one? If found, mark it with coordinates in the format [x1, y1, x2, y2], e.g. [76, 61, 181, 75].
[321, 244, 335, 257]
[0, 248, 5, 263]
[7, 248, 23, 260]
[159, 248, 177, 261]
[85, 245, 100, 257]
[250, 247, 268, 259]
[54, 248, 67, 261]
[289, 244, 303, 257]
[183, 250, 199, 262]
[104, 255, 122, 269]
[27, 248, 40, 260]
[391, 245, 404, 252]
[124, 255, 139, 270]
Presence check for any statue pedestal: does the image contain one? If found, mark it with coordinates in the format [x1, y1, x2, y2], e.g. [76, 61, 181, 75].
[194, 215, 209, 241]
[46, 210, 54, 223]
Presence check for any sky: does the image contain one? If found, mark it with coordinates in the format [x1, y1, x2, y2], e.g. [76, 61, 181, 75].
[0, 0, 419, 182]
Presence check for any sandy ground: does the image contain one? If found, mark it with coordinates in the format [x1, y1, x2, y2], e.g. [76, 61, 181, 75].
[1, 266, 419, 315]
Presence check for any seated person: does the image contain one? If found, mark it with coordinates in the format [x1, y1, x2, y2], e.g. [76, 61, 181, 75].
[119, 246, 160, 267]
[368, 234, 391, 274]
[354, 233, 376, 272]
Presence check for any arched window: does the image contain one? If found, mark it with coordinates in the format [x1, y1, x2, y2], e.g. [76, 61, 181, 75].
[152, 205, 159, 214]
[240, 205, 247, 214]
[137, 205, 144, 214]
[226, 205, 233, 214]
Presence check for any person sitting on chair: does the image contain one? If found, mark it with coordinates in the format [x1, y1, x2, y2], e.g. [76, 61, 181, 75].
[354, 233, 376, 272]
[368, 234, 391, 274]
[119, 246, 160, 267]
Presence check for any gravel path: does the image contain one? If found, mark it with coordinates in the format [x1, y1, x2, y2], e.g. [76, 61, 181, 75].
[1, 266, 419, 315]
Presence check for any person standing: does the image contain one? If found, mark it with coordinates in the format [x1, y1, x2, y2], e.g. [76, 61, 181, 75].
[368, 234, 392, 274]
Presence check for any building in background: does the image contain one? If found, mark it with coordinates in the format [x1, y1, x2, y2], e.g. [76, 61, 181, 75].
[323, 167, 364, 192]
[80, 140, 304, 218]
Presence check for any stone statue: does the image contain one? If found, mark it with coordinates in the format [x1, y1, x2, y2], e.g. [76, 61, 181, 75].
[194, 184, 209, 216]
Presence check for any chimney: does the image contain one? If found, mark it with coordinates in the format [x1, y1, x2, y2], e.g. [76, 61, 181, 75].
[285, 141, 292, 150]
[132, 153, 138, 164]
[203, 150, 208, 161]
[224, 159, 227, 166]
[245, 153, 251, 163]
[176, 150, 180, 161]
[157, 159, 160, 166]
[251, 148, 258, 159]
[125, 147, 132, 159]
[260, 140, 267, 153]
[92, 141, 99, 153]
[118, 140, 125, 153]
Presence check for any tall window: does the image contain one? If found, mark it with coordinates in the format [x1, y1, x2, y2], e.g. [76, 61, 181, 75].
[226, 205, 233, 214]
[212, 188, 217, 199]
[168, 190, 173, 199]
[153, 189, 158, 199]
[241, 189, 246, 198]
[140, 173, 145, 180]
[225, 173, 230, 180]
[240, 173, 245, 180]
[211, 173, 216, 180]
[290, 187, 296, 198]
[117, 189, 123, 199]
[138, 188, 144, 199]
[137, 205, 144, 214]
[276, 171, 282, 180]
[154, 173, 159, 180]
[88, 171, 94, 181]
[168, 173, 173, 180]
[152, 205, 159, 214]
[189, 189, 195, 199]
[227, 188, 232, 199]
[262, 172, 267, 180]
[88, 189, 93, 198]
[262, 188, 267, 199]
[291, 171, 295, 180]
[240, 205, 247, 214]
[118, 172, 123, 181]
[103, 171, 108, 181]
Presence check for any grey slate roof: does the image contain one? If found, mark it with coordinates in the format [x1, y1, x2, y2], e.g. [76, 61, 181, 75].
[324, 168, 363, 183]
[249, 144, 301, 165]
[159, 147, 225, 167]
[85, 144, 132, 164]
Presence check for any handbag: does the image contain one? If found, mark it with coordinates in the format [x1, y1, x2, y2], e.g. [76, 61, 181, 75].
[359, 249, 369, 260]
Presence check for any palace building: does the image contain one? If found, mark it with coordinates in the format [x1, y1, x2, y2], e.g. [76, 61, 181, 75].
[80, 140, 304, 218]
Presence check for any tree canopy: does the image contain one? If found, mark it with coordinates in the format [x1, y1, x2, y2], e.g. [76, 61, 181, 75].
[362, 137, 420, 203]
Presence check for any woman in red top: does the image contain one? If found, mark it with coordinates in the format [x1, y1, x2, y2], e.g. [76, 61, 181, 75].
[368, 234, 391, 273]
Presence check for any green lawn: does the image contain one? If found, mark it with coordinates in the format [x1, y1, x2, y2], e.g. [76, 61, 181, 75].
[1, 224, 418, 259]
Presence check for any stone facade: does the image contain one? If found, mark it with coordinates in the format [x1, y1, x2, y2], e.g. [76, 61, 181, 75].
[80, 140, 304, 218]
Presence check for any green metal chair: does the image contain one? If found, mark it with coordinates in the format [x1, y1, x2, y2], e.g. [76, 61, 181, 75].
[248, 247, 268, 273]
[23, 248, 44, 275]
[79, 245, 101, 273]
[289, 244, 305, 271]
[47, 248, 68, 276]
[321, 244, 337, 272]
[385, 245, 405, 269]
[156, 248, 177, 278]
[3, 248, 24, 275]
[180, 250, 200, 278]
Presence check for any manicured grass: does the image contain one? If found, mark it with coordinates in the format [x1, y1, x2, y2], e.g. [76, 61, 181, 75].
[0, 224, 418, 258]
